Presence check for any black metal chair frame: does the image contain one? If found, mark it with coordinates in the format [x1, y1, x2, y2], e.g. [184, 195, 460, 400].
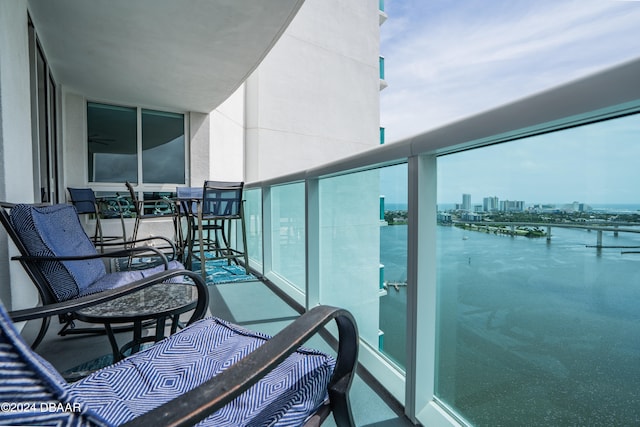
[0, 201, 207, 350]
[125, 181, 178, 240]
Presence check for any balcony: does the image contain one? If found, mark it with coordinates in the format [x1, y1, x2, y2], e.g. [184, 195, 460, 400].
[23, 59, 640, 426]
[240, 58, 640, 426]
[379, 56, 388, 90]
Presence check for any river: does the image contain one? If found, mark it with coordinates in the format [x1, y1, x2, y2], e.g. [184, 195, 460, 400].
[379, 221, 640, 426]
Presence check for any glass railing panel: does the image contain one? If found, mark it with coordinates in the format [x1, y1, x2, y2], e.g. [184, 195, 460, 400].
[244, 187, 263, 268]
[435, 112, 640, 425]
[271, 183, 305, 289]
[318, 168, 387, 358]
[379, 163, 409, 369]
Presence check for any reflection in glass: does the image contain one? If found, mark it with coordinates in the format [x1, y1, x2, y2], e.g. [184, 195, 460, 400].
[435, 114, 640, 425]
[271, 183, 306, 290]
[142, 110, 185, 184]
[319, 170, 382, 357]
[87, 103, 137, 183]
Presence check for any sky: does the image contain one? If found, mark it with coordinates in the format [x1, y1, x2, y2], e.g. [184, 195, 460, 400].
[378, 0, 640, 206]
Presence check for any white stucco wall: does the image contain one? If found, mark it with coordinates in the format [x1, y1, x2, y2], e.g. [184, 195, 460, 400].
[244, 0, 381, 182]
[241, 0, 383, 345]
[189, 111, 210, 186]
[209, 85, 245, 182]
[0, 0, 39, 309]
[62, 91, 85, 187]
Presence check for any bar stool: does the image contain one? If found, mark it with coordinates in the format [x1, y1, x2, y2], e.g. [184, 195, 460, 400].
[191, 181, 249, 279]
[67, 187, 128, 250]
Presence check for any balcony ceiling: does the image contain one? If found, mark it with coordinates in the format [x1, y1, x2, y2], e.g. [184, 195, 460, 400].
[28, 0, 304, 113]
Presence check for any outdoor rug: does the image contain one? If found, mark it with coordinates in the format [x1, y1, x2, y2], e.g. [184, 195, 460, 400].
[112, 254, 256, 285]
[191, 258, 256, 285]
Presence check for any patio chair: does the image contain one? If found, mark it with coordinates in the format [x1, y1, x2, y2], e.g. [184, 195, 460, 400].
[67, 187, 128, 249]
[0, 296, 358, 426]
[0, 202, 207, 349]
[190, 181, 249, 278]
[125, 181, 179, 246]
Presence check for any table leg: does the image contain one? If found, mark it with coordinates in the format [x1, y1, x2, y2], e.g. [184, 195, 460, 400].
[155, 316, 167, 342]
[104, 323, 122, 362]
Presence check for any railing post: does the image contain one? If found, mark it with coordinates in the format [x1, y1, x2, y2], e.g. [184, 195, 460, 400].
[262, 186, 273, 278]
[306, 178, 320, 309]
[406, 154, 438, 423]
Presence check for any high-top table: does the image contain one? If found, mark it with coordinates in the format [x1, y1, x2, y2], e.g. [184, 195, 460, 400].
[174, 187, 203, 269]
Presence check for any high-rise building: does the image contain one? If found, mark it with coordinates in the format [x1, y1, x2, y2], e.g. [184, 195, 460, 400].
[483, 196, 499, 212]
[462, 193, 471, 211]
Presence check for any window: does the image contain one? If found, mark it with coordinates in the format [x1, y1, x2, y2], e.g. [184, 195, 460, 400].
[87, 102, 186, 185]
[142, 110, 185, 184]
[29, 18, 59, 203]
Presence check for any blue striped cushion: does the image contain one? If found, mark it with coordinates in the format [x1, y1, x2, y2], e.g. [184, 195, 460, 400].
[0, 300, 107, 426]
[11, 204, 105, 301]
[1, 298, 335, 427]
[69, 317, 336, 426]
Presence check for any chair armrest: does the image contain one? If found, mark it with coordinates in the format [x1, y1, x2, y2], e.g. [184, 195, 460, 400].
[122, 305, 358, 427]
[9, 269, 209, 325]
[12, 245, 171, 269]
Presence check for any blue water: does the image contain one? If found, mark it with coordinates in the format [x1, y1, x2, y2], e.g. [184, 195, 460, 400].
[379, 221, 640, 426]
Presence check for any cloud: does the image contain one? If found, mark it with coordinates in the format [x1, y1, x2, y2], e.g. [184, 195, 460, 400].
[380, 0, 640, 141]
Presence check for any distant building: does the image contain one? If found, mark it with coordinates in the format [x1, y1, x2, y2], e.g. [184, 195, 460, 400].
[500, 200, 525, 212]
[483, 196, 499, 212]
[462, 194, 471, 211]
[563, 202, 591, 212]
[438, 212, 452, 223]
[461, 211, 483, 222]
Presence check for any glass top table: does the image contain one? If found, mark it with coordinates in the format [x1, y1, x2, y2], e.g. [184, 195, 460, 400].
[76, 283, 199, 362]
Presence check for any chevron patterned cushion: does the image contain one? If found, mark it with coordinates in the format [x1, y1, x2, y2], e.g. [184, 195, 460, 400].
[69, 317, 336, 426]
[1, 297, 335, 427]
[11, 203, 106, 301]
[0, 300, 107, 426]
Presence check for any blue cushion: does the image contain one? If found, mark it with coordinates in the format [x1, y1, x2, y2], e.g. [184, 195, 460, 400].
[69, 317, 336, 427]
[81, 260, 185, 296]
[0, 296, 335, 427]
[11, 204, 106, 301]
[0, 299, 108, 426]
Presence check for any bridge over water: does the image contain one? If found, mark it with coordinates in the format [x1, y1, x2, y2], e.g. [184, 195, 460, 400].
[453, 221, 640, 252]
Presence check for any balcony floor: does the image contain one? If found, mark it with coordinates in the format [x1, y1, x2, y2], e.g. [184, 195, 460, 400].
[28, 276, 414, 426]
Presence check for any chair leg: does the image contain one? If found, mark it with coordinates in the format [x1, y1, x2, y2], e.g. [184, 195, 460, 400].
[127, 218, 141, 268]
[198, 211, 206, 281]
[118, 211, 128, 248]
[29, 316, 51, 350]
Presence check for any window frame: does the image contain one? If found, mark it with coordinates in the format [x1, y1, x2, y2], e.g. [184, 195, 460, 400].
[85, 101, 190, 196]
